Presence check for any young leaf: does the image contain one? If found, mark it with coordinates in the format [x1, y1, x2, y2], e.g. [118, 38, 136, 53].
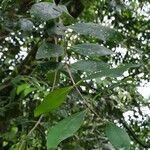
[16, 83, 30, 95]
[105, 122, 130, 150]
[70, 43, 114, 57]
[34, 87, 72, 117]
[68, 23, 124, 42]
[30, 2, 69, 21]
[47, 110, 86, 150]
[36, 41, 64, 59]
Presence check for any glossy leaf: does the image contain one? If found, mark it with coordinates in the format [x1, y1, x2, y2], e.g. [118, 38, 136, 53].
[105, 122, 130, 150]
[34, 87, 72, 117]
[36, 41, 64, 59]
[68, 23, 124, 42]
[30, 2, 69, 21]
[47, 110, 86, 150]
[70, 43, 114, 57]
[71, 60, 110, 73]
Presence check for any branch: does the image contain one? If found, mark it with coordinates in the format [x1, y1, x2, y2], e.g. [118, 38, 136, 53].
[120, 118, 150, 148]
[18, 67, 58, 150]
[65, 64, 102, 120]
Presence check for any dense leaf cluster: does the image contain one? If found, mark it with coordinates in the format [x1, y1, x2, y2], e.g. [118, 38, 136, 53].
[0, 0, 149, 149]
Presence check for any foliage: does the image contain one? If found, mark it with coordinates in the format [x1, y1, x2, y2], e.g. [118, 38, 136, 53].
[0, 0, 149, 149]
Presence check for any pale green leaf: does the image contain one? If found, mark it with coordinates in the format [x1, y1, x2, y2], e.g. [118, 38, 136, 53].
[20, 19, 34, 32]
[47, 110, 86, 150]
[34, 87, 72, 117]
[105, 122, 130, 150]
[68, 23, 124, 42]
[70, 43, 114, 57]
[16, 83, 30, 95]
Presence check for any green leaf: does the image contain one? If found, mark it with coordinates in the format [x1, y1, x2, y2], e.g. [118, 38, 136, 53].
[36, 41, 64, 59]
[47, 23, 67, 36]
[20, 19, 34, 32]
[16, 83, 30, 95]
[105, 122, 130, 150]
[47, 110, 86, 150]
[70, 43, 114, 57]
[23, 87, 36, 97]
[71, 60, 110, 73]
[68, 23, 124, 42]
[34, 87, 72, 117]
[30, 2, 69, 21]
[85, 63, 140, 80]
[16, 83, 35, 97]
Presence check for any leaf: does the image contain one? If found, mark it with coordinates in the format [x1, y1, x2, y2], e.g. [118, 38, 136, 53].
[85, 63, 140, 80]
[68, 23, 124, 42]
[36, 41, 64, 59]
[105, 122, 130, 150]
[23, 87, 36, 97]
[20, 19, 34, 32]
[71, 60, 110, 73]
[34, 87, 72, 117]
[16, 83, 30, 95]
[47, 23, 67, 36]
[70, 43, 114, 57]
[30, 2, 69, 21]
[16, 83, 35, 97]
[47, 110, 86, 150]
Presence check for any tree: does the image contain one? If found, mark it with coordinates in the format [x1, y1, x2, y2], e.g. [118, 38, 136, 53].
[0, 0, 149, 149]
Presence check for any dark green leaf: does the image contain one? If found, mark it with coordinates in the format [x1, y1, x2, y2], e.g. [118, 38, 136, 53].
[34, 87, 72, 117]
[36, 41, 64, 59]
[70, 43, 114, 57]
[68, 23, 124, 42]
[85, 63, 140, 79]
[47, 110, 86, 150]
[30, 2, 69, 21]
[71, 60, 110, 73]
[105, 122, 130, 150]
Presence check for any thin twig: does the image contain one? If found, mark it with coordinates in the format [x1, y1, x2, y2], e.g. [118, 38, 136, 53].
[65, 64, 102, 120]
[19, 69, 58, 150]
